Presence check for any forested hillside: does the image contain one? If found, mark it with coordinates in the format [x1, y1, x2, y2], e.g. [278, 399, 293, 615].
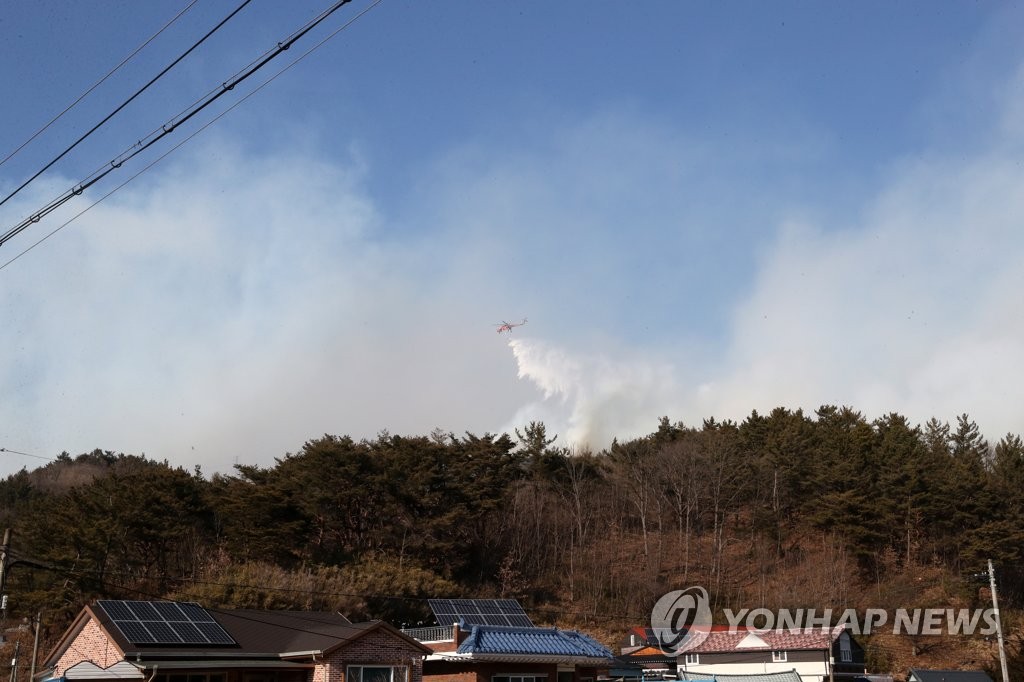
[1, 407, 1022, 679]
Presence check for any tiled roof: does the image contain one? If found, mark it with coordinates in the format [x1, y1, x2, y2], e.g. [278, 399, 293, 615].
[685, 626, 843, 654]
[679, 670, 804, 682]
[457, 625, 614, 660]
[909, 670, 994, 682]
[623, 645, 672, 658]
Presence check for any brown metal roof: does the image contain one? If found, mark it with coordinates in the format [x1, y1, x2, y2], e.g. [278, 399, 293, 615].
[84, 603, 430, 659]
[211, 610, 369, 656]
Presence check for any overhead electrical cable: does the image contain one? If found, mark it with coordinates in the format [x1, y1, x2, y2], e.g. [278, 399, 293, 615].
[2, 552, 992, 639]
[0, 0, 255, 213]
[15, 565, 657, 627]
[0, 0, 200, 171]
[7, 38, 285, 220]
[0, 447, 54, 461]
[0, 0, 373, 260]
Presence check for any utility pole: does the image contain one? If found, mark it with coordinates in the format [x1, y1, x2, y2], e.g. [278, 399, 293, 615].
[989, 559, 1010, 682]
[8, 641, 18, 682]
[29, 612, 41, 682]
[0, 529, 10, 597]
[828, 627, 835, 682]
[0, 529, 9, 682]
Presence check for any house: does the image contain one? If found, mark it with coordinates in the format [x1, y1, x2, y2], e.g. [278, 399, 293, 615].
[678, 671, 804, 682]
[616, 627, 677, 680]
[620, 629, 659, 656]
[39, 599, 432, 682]
[402, 599, 616, 682]
[672, 626, 865, 682]
[907, 670, 994, 682]
[600, 658, 645, 682]
[407, 622, 616, 682]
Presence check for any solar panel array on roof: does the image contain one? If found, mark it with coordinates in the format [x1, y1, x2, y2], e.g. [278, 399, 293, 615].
[96, 600, 236, 646]
[428, 599, 534, 627]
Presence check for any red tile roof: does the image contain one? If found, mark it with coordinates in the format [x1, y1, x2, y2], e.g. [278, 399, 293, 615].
[686, 626, 843, 654]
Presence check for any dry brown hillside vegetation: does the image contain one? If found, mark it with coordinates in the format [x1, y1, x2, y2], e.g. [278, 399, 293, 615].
[0, 409, 1021, 681]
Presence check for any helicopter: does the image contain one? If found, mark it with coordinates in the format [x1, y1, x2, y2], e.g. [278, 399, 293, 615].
[496, 318, 527, 334]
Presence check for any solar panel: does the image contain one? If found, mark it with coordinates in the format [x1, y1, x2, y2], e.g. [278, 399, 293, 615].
[152, 602, 189, 621]
[143, 621, 182, 643]
[196, 621, 237, 644]
[116, 620, 154, 644]
[101, 600, 136, 621]
[127, 602, 161, 620]
[96, 600, 236, 647]
[169, 621, 204, 641]
[428, 598, 534, 628]
[179, 602, 217, 622]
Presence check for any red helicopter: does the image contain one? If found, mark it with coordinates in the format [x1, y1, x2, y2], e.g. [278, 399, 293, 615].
[496, 318, 527, 334]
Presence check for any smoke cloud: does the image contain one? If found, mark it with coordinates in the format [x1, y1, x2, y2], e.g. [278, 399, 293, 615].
[506, 338, 680, 450]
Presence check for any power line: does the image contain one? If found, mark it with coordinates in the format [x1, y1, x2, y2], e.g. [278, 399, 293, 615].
[15, 558, 991, 645]
[9, 556, 654, 626]
[0, 0, 381, 268]
[0, 0, 200, 171]
[0, 448, 54, 462]
[0, 0, 358, 251]
[2, 543, 611, 618]
[0, 0, 255, 213]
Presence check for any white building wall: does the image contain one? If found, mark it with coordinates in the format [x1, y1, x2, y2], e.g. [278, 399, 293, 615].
[678, 658, 831, 682]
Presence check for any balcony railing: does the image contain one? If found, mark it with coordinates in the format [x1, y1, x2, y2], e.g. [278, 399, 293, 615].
[402, 625, 452, 642]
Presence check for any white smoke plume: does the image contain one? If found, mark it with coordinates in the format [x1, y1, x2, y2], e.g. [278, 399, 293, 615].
[506, 338, 679, 450]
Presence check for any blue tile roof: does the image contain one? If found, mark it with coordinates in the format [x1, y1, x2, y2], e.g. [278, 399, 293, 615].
[679, 672, 803, 682]
[457, 625, 614, 659]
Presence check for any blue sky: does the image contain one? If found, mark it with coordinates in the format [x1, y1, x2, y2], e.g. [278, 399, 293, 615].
[2, 1, 1024, 476]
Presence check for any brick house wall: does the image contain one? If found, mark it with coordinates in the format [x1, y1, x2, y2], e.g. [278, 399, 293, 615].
[313, 629, 425, 682]
[419, 672, 475, 682]
[52, 618, 124, 676]
[423, 660, 561, 682]
[49, 616, 425, 682]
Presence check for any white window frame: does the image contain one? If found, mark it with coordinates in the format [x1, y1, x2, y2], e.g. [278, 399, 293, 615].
[772, 651, 788, 663]
[840, 649, 852, 663]
[684, 654, 700, 665]
[347, 666, 408, 682]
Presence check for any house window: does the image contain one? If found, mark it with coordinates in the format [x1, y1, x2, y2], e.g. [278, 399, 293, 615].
[684, 654, 699, 665]
[772, 651, 788, 663]
[348, 666, 408, 682]
[493, 675, 547, 682]
[840, 649, 852, 663]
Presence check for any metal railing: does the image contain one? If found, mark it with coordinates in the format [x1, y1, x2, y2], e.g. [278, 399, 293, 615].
[402, 625, 452, 642]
